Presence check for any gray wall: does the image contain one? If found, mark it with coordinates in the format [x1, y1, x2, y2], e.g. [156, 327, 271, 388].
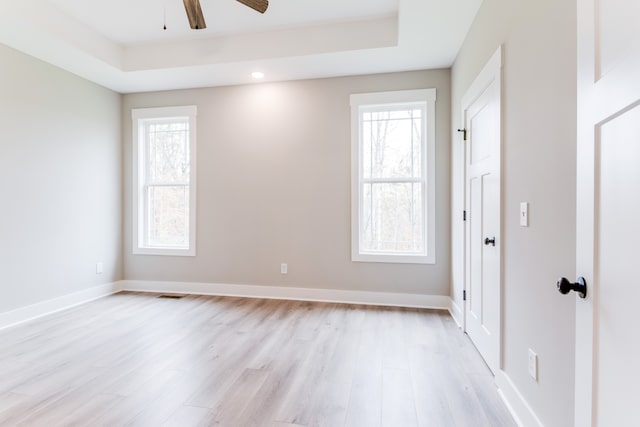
[123, 70, 451, 296]
[450, 0, 577, 425]
[0, 44, 122, 313]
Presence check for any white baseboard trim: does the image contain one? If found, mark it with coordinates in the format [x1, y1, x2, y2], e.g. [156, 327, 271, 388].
[0, 282, 122, 331]
[449, 299, 464, 328]
[496, 370, 544, 427]
[119, 280, 451, 310]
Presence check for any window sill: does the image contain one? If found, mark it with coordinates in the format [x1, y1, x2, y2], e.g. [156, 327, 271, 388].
[133, 247, 195, 257]
[352, 252, 435, 265]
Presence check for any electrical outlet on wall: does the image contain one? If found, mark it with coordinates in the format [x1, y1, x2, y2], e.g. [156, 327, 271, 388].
[281, 263, 288, 274]
[528, 349, 538, 381]
[96, 262, 104, 275]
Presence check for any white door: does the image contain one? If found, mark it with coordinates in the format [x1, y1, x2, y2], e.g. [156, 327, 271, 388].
[575, 0, 640, 425]
[463, 48, 502, 374]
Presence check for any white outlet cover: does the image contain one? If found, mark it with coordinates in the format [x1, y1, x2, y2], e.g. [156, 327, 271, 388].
[280, 263, 288, 274]
[96, 262, 104, 275]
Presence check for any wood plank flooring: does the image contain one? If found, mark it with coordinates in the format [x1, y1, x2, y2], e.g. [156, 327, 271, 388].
[0, 292, 516, 427]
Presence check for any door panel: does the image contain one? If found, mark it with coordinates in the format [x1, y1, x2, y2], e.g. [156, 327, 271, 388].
[469, 176, 482, 317]
[481, 171, 500, 338]
[593, 105, 640, 425]
[596, 0, 639, 78]
[471, 105, 491, 164]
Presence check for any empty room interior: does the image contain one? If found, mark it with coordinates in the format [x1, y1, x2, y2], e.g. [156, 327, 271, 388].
[1, 0, 638, 426]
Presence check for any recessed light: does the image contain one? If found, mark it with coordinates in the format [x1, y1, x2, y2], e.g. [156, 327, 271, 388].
[251, 71, 265, 79]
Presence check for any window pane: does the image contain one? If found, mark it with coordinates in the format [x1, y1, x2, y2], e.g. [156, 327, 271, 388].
[362, 119, 372, 178]
[362, 109, 422, 179]
[148, 121, 190, 184]
[147, 186, 189, 248]
[361, 182, 424, 253]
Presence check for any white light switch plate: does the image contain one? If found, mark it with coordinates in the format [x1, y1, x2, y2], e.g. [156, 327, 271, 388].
[528, 348, 538, 381]
[520, 202, 529, 227]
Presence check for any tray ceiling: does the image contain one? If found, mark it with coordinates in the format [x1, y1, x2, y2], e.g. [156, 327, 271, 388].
[0, 0, 482, 93]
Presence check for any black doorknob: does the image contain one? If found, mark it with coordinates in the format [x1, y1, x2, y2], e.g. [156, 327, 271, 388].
[556, 277, 587, 299]
[484, 237, 496, 246]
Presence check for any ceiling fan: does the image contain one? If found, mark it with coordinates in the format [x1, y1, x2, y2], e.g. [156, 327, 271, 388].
[182, 0, 269, 30]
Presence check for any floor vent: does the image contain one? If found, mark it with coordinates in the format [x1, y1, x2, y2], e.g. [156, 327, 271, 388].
[157, 294, 185, 299]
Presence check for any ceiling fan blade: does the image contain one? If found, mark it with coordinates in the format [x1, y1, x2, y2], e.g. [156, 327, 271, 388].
[183, 0, 207, 29]
[236, 0, 269, 14]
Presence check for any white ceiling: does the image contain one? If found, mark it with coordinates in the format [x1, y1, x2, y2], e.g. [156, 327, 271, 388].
[47, 0, 401, 44]
[0, 0, 482, 93]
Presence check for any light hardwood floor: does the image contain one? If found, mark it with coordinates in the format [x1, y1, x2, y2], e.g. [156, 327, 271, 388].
[0, 292, 516, 427]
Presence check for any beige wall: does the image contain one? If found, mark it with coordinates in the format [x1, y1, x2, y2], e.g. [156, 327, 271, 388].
[123, 70, 451, 296]
[451, 0, 577, 425]
[0, 44, 122, 313]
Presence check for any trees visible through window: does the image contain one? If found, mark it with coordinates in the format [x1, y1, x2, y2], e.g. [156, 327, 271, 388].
[132, 106, 197, 256]
[351, 90, 436, 264]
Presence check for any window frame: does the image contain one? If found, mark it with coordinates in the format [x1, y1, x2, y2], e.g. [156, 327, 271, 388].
[350, 89, 436, 264]
[132, 105, 197, 257]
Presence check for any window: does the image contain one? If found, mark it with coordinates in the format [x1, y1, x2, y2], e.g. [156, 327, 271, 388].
[351, 89, 436, 264]
[132, 106, 197, 256]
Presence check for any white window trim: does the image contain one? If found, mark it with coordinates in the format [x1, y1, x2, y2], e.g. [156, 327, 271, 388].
[132, 105, 197, 257]
[350, 89, 436, 264]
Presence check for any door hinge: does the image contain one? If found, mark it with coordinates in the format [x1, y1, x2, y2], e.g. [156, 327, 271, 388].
[463, 290, 467, 301]
[457, 128, 467, 141]
[463, 210, 467, 221]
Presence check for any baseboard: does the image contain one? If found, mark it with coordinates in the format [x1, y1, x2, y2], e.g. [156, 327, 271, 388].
[119, 280, 451, 310]
[496, 370, 544, 427]
[0, 282, 122, 331]
[449, 298, 464, 328]
[0, 280, 451, 330]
